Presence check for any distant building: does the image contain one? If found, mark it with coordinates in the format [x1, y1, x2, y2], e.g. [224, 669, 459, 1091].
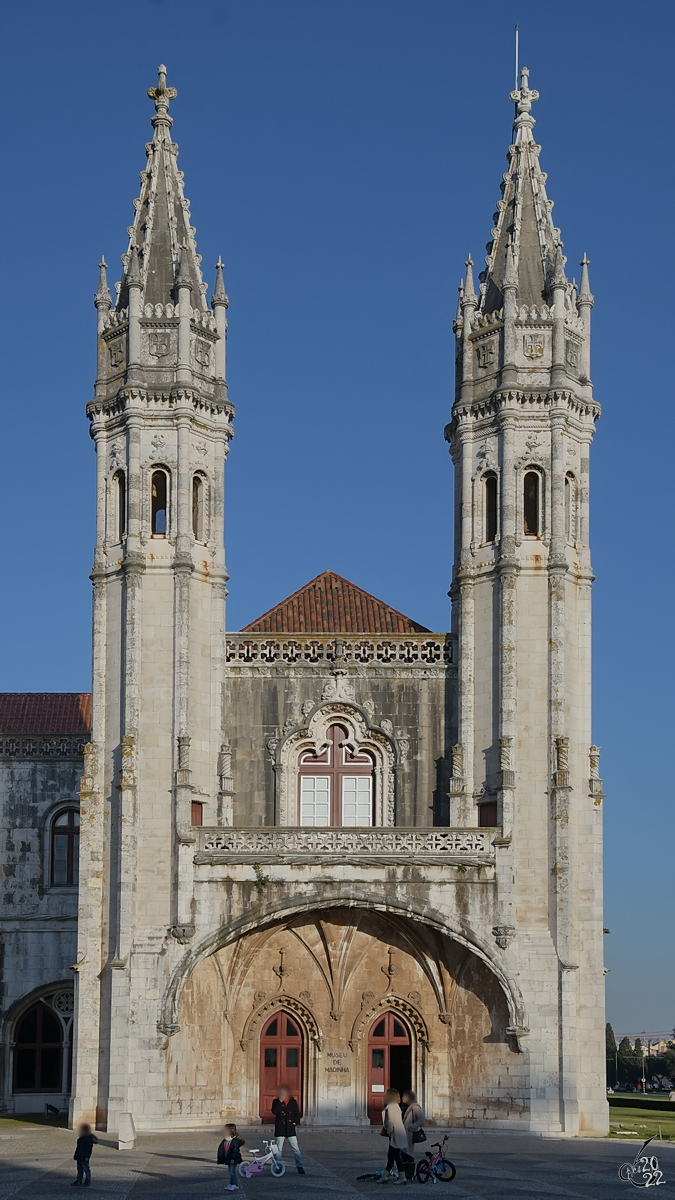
[0, 64, 607, 1135]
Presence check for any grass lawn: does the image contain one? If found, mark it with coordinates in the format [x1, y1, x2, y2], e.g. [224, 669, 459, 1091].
[609, 1103, 675, 1141]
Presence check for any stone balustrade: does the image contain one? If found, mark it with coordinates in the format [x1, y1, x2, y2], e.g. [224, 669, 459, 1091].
[224, 633, 454, 668]
[196, 826, 495, 864]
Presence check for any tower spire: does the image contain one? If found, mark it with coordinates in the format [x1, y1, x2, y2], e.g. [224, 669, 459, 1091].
[115, 65, 207, 313]
[479, 68, 563, 314]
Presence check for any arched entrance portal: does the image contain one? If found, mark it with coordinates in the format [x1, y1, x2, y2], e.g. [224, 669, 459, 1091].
[259, 1011, 303, 1121]
[367, 1011, 412, 1124]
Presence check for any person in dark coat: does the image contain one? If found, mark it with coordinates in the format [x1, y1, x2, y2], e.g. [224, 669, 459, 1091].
[217, 1122, 246, 1192]
[271, 1085, 305, 1173]
[71, 1123, 98, 1186]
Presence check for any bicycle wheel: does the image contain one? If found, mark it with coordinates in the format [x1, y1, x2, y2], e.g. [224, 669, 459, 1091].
[436, 1157, 456, 1182]
[270, 1159, 286, 1176]
[237, 1162, 250, 1179]
[416, 1160, 431, 1183]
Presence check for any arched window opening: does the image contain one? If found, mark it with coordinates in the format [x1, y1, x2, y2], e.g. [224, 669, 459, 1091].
[259, 1011, 303, 1122]
[192, 474, 204, 540]
[484, 473, 498, 543]
[151, 470, 168, 535]
[298, 724, 374, 827]
[367, 1011, 411, 1124]
[565, 473, 576, 540]
[523, 471, 540, 537]
[14, 1001, 64, 1092]
[114, 470, 126, 542]
[51, 809, 79, 888]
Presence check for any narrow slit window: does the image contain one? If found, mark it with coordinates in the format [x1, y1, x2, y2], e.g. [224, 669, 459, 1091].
[151, 470, 167, 535]
[192, 475, 204, 540]
[523, 471, 540, 536]
[565, 474, 575, 540]
[114, 470, 126, 542]
[484, 473, 498, 543]
[51, 809, 79, 887]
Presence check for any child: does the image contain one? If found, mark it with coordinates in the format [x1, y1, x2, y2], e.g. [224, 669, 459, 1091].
[71, 1123, 98, 1186]
[217, 1122, 246, 1192]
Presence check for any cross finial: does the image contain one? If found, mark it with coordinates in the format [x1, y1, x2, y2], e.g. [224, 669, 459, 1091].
[148, 64, 177, 114]
[510, 65, 539, 115]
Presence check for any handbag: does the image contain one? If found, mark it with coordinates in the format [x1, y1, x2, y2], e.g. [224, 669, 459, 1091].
[412, 1127, 427, 1143]
[380, 1125, 389, 1137]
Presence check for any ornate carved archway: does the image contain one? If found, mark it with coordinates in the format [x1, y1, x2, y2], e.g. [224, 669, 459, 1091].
[240, 991, 323, 1052]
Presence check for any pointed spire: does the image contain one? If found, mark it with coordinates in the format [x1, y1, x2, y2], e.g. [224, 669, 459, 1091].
[578, 255, 593, 304]
[94, 258, 111, 309]
[463, 255, 476, 302]
[211, 257, 229, 308]
[115, 65, 207, 313]
[478, 68, 562, 313]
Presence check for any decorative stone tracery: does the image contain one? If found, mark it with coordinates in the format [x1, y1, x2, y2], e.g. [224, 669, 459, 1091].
[240, 991, 323, 1052]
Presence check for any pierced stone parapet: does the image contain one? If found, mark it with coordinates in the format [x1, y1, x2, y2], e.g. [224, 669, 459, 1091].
[0, 735, 88, 759]
[196, 826, 496, 865]
[224, 633, 453, 669]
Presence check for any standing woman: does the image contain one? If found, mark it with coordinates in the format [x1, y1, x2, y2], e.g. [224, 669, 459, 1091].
[378, 1088, 414, 1185]
[401, 1090, 424, 1161]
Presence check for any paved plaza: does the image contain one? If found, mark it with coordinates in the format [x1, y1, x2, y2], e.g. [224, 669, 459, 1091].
[1, 1124, 674, 1199]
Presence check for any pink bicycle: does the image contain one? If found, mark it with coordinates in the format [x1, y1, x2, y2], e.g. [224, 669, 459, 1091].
[416, 1135, 456, 1183]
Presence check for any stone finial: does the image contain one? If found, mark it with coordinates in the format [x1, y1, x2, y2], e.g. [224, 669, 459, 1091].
[211, 257, 229, 308]
[176, 243, 193, 291]
[462, 255, 476, 304]
[552, 243, 567, 288]
[95, 258, 111, 310]
[503, 239, 518, 290]
[509, 66, 539, 115]
[148, 64, 177, 115]
[127, 244, 142, 290]
[578, 255, 594, 306]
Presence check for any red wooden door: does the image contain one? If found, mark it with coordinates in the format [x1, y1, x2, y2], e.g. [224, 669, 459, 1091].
[259, 1012, 303, 1121]
[367, 1012, 411, 1124]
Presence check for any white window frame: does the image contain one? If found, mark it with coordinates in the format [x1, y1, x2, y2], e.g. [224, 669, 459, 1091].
[300, 776, 330, 826]
[341, 776, 372, 827]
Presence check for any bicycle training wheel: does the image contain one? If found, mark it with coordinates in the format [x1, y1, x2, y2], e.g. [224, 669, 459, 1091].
[270, 1159, 286, 1176]
[237, 1162, 250, 1179]
[436, 1157, 456, 1182]
[416, 1159, 431, 1183]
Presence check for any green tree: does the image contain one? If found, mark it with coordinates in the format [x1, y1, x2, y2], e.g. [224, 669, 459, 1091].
[606, 1023, 617, 1087]
[617, 1036, 640, 1088]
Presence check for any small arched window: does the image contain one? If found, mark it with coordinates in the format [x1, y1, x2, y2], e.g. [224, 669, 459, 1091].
[113, 470, 126, 542]
[565, 473, 576, 541]
[151, 470, 168, 535]
[192, 474, 204, 541]
[484, 473, 498, 543]
[51, 808, 79, 887]
[523, 471, 540, 537]
[13, 1001, 64, 1092]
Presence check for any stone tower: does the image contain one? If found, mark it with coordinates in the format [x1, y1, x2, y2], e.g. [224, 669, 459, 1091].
[446, 68, 606, 1132]
[71, 67, 233, 1129]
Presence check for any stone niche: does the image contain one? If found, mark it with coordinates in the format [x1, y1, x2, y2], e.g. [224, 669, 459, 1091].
[164, 907, 528, 1127]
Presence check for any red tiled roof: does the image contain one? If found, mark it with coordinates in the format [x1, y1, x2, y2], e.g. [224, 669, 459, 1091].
[242, 571, 429, 634]
[0, 694, 92, 734]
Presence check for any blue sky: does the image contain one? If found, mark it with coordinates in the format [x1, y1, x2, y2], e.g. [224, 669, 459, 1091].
[0, 0, 672, 1031]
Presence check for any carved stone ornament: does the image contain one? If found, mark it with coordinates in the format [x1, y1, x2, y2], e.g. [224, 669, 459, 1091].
[109, 339, 125, 368]
[321, 673, 356, 703]
[301, 700, 314, 721]
[566, 340, 580, 369]
[476, 340, 496, 368]
[523, 333, 544, 360]
[524, 434, 541, 454]
[492, 924, 516, 950]
[52, 990, 75, 1016]
[157, 1021, 181, 1037]
[195, 338, 211, 368]
[171, 923, 195, 944]
[254, 990, 267, 1006]
[149, 331, 170, 357]
[109, 441, 125, 471]
[151, 433, 167, 452]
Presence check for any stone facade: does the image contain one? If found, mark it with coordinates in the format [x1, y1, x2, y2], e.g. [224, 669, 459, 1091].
[0, 65, 608, 1134]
